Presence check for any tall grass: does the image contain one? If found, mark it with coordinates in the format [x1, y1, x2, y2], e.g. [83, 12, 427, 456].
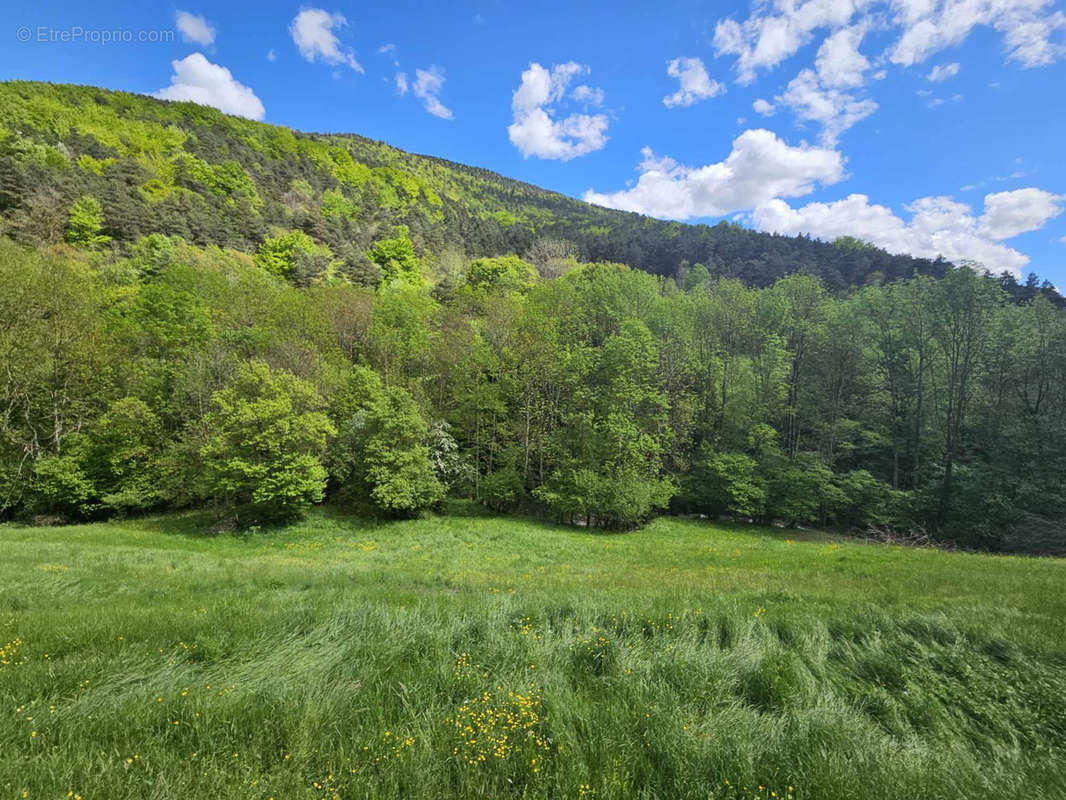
[1, 509, 1064, 799]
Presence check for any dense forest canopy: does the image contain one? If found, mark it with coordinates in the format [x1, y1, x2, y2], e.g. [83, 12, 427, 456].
[1, 81, 1064, 553]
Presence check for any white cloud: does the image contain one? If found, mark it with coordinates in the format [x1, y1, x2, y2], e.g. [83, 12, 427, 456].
[713, 0, 1064, 85]
[888, 0, 1066, 68]
[918, 91, 963, 107]
[267, 48, 276, 62]
[377, 42, 400, 68]
[753, 188, 1064, 276]
[1059, 235, 1066, 244]
[761, 23, 876, 144]
[583, 128, 844, 220]
[1000, 170, 1031, 181]
[753, 98, 776, 115]
[508, 62, 609, 160]
[713, 0, 873, 84]
[777, 68, 878, 144]
[1001, 10, 1066, 66]
[978, 188, 1064, 239]
[510, 110, 609, 160]
[815, 25, 870, 88]
[395, 71, 408, 94]
[512, 61, 583, 110]
[289, 9, 363, 72]
[927, 62, 961, 80]
[153, 53, 265, 120]
[663, 57, 725, 108]
[571, 85, 605, 106]
[412, 66, 453, 119]
[175, 11, 215, 47]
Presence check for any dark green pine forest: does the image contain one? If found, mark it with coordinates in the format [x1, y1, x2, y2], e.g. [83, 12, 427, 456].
[1, 80, 1064, 552]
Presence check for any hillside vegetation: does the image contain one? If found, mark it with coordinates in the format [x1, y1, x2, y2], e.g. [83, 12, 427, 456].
[5, 79, 1060, 295]
[1, 82, 1065, 551]
[3, 232, 1065, 550]
[1, 511, 1064, 800]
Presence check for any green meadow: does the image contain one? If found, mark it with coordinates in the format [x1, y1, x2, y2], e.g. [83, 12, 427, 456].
[1, 509, 1064, 800]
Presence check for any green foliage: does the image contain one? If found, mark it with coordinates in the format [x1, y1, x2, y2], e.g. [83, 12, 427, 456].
[175, 155, 260, 207]
[480, 465, 525, 511]
[832, 469, 906, 529]
[28, 438, 97, 519]
[320, 187, 359, 221]
[65, 195, 111, 248]
[198, 361, 335, 523]
[464, 254, 538, 293]
[76, 154, 113, 175]
[254, 229, 332, 283]
[492, 209, 521, 226]
[0, 242, 108, 512]
[680, 445, 766, 518]
[90, 398, 164, 514]
[5, 79, 1061, 305]
[360, 388, 444, 515]
[681, 262, 711, 291]
[329, 367, 443, 516]
[765, 453, 844, 526]
[368, 281, 437, 383]
[1, 82, 1065, 553]
[28, 398, 165, 520]
[534, 313, 677, 528]
[535, 466, 675, 529]
[833, 235, 876, 251]
[367, 225, 421, 285]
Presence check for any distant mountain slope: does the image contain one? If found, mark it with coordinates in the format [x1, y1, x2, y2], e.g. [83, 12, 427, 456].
[0, 80, 1058, 298]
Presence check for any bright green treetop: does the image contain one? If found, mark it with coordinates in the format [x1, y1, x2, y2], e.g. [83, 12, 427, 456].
[65, 195, 111, 249]
[199, 360, 336, 522]
[367, 225, 421, 285]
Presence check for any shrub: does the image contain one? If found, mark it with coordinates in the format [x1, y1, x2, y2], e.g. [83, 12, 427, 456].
[28, 441, 97, 520]
[480, 465, 525, 512]
[832, 469, 908, 530]
[535, 466, 674, 529]
[680, 444, 766, 518]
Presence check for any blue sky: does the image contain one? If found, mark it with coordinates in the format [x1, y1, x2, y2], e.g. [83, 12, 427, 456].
[3, 0, 1066, 284]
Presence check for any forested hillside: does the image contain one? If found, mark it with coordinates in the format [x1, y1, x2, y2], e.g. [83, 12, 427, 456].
[4, 80, 1061, 299]
[1, 81, 1064, 552]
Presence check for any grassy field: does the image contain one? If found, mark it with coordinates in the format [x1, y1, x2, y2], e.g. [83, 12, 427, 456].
[1, 508, 1064, 800]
